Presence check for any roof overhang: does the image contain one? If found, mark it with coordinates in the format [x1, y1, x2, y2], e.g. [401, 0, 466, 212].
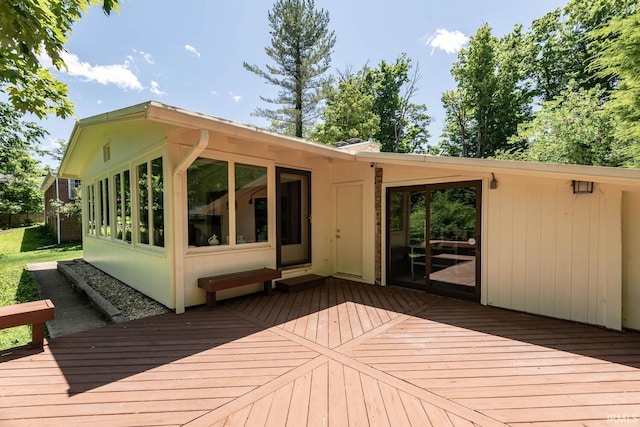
[59, 102, 151, 178]
[143, 102, 354, 161]
[40, 170, 57, 192]
[58, 100, 640, 187]
[356, 152, 640, 187]
[58, 101, 354, 179]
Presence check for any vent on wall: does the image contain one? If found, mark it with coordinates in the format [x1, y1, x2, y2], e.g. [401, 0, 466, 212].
[103, 142, 111, 162]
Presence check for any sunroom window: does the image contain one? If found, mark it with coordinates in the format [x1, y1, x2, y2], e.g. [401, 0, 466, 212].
[86, 183, 96, 236]
[136, 157, 164, 248]
[114, 170, 132, 243]
[235, 163, 268, 244]
[187, 159, 228, 246]
[99, 178, 110, 238]
[186, 157, 268, 247]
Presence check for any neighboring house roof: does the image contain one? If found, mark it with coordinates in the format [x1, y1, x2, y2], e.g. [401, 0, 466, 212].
[59, 100, 640, 187]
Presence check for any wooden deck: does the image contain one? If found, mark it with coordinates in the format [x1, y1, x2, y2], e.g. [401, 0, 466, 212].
[1, 278, 639, 426]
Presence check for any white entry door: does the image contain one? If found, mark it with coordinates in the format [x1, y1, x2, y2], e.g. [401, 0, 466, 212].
[335, 183, 364, 278]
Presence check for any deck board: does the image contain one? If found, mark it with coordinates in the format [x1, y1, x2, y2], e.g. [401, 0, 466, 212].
[2, 278, 639, 426]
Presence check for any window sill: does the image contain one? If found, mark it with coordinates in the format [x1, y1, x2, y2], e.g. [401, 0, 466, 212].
[186, 242, 273, 256]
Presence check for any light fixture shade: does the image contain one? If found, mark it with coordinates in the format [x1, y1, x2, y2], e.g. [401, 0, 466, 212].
[572, 180, 594, 194]
[489, 173, 498, 189]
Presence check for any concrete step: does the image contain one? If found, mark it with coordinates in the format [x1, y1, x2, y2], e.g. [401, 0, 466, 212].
[276, 274, 326, 293]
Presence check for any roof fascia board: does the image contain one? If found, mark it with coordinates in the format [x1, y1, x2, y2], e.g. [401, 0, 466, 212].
[357, 152, 640, 187]
[145, 102, 354, 162]
[40, 172, 56, 192]
[58, 102, 151, 178]
[76, 101, 151, 127]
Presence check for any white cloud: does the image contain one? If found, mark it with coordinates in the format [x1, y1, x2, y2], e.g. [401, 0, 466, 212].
[210, 90, 219, 96]
[133, 48, 155, 64]
[229, 92, 241, 103]
[423, 29, 469, 54]
[40, 51, 144, 91]
[150, 80, 166, 96]
[185, 44, 201, 57]
[38, 53, 54, 68]
[97, 99, 103, 105]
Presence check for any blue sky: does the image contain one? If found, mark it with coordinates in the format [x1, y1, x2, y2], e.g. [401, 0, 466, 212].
[37, 0, 569, 168]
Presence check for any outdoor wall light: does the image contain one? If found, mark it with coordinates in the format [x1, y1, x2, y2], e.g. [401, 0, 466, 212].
[489, 173, 498, 189]
[572, 180, 594, 194]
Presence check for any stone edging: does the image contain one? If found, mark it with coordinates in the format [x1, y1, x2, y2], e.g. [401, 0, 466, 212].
[57, 260, 128, 324]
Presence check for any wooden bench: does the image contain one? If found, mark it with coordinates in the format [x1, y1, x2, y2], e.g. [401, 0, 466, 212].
[198, 268, 281, 309]
[0, 299, 55, 348]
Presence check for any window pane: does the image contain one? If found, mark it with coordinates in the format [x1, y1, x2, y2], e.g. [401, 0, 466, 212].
[277, 169, 310, 267]
[87, 184, 95, 236]
[235, 163, 268, 244]
[138, 163, 149, 244]
[151, 157, 164, 247]
[115, 173, 123, 240]
[409, 191, 426, 246]
[104, 178, 110, 237]
[98, 179, 110, 237]
[97, 181, 104, 237]
[123, 170, 132, 243]
[390, 192, 404, 232]
[187, 158, 228, 247]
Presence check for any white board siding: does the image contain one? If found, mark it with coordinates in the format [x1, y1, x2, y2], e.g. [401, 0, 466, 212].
[486, 177, 622, 329]
[78, 123, 167, 179]
[622, 191, 640, 330]
[538, 183, 558, 318]
[83, 238, 173, 308]
[524, 183, 542, 315]
[182, 248, 277, 307]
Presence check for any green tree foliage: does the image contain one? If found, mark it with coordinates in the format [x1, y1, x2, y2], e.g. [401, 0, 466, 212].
[0, 0, 119, 118]
[50, 187, 82, 221]
[314, 55, 430, 153]
[0, 102, 46, 223]
[244, 0, 336, 138]
[437, 0, 640, 166]
[526, 8, 577, 101]
[592, 9, 640, 165]
[437, 24, 532, 158]
[434, 90, 471, 157]
[497, 84, 628, 166]
[311, 71, 380, 144]
[366, 55, 431, 153]
[527, 0, 637, 102]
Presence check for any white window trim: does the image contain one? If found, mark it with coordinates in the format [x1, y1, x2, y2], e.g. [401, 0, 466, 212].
[68, 179, 80, 200]
[185, 152, 275, 255]
[131, 154, 166, 252]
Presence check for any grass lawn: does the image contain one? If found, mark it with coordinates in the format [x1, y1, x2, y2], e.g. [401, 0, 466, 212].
[0, 225, 82, 350]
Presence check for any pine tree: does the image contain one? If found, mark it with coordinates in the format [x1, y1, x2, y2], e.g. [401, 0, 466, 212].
[244, 0, 336, 137]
